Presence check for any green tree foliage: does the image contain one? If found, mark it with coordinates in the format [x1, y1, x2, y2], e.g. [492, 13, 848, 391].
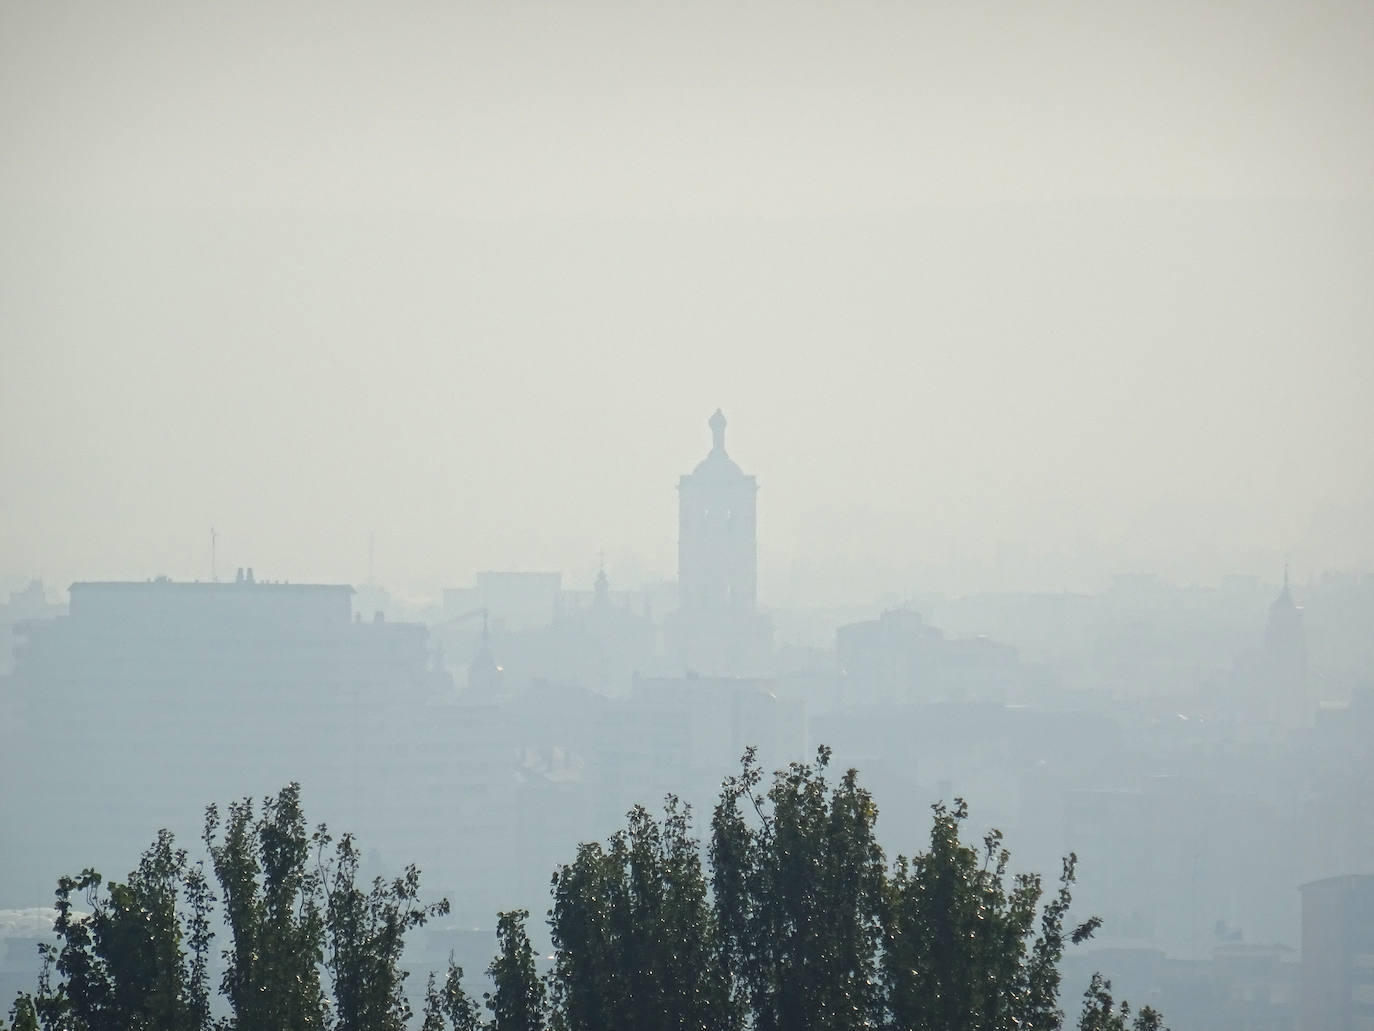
[28, 831, 205, 1031]
[556, 747, 1165, 1031]
[1077, 974, 1166, 1031]
[883, 801, 1100, 1031]
[10, 758, 1168, 1031]
[550, 797, 729, 1031]
[204, 784, 329, 1029]
[7, 994, 39, 1031]
[484, 910, 547, 1031]
[419, 960, 482, 1031]
[420, 914, 548, 1031]
[323, 831, 451, 1031]
[13, 783, 446, 1031]
[711, 746, 886, 1031]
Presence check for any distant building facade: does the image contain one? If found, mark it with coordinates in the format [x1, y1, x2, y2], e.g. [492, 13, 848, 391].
[0, 580, 65, 675]
[1300, 875, 1374, 1031]
[837, 608, 1023, 706]
[443, 571, 563, 631]
[0, 577, 443, 907]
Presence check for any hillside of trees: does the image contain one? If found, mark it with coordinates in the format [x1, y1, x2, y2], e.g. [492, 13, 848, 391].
[5, 747, 1165, 1031]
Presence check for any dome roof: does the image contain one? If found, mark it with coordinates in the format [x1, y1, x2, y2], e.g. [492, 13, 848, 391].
[692, 449, 745, 478]
[688, 408, 746, 478]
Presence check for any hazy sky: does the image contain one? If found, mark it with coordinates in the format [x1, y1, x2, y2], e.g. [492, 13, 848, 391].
[3, 1, 1372, 604]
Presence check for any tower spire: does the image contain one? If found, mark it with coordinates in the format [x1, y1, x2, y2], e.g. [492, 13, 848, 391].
[468, 607, 501, 695]
[709, 408, 727, 453]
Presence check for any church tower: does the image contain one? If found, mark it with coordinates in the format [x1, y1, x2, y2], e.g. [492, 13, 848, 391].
[671, 410, 770, 674]
[678, 409, 758, 615]
[1265, 565, 1309, 728]
[467, 610, 503, 696]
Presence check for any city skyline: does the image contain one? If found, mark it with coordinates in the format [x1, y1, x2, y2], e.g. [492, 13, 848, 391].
[2, 390, 1363, 604]
[4, 4, 1372, 1026]
[3, 3, 1372, 602]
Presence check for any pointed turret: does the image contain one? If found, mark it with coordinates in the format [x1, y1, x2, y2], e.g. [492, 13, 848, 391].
[467, 609, 503, 695]
[1265, 564, 1308, 728]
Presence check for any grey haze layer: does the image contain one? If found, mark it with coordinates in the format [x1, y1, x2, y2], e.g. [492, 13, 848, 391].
[2, 1, 1372, 599]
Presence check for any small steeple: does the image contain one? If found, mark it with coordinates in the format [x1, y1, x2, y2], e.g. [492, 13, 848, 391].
[709, 409, 728, 454]
[1274, 563, 1296, 609]
[1264, 561, 1308, 728]
[594, 551, 610, 606]
[467, 608, 502, 694]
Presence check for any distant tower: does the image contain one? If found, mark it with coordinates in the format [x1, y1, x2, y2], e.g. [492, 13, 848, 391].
[594, 552, 611, 608]
[678, 409, 758, 615]
[671, 410, 769, 674]
[1265, 565, 1309, 728]
[467, 610, 503, 695]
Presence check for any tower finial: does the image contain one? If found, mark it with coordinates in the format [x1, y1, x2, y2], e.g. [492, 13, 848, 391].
[709, 408, 727, 453]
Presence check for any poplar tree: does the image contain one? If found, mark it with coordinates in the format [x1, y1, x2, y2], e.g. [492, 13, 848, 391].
[550, 797, 729, 1031]
[711, 746, 887, 1031]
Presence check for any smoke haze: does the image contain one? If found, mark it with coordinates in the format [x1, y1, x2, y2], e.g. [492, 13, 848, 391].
[3, 1, 1372, 599]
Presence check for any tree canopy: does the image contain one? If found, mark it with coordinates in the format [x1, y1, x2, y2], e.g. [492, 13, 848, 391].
[7, 751, 1166, 1031]
[7, 784, 448, 1031]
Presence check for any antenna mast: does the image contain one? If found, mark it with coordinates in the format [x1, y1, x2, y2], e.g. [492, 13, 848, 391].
[211, 525, 219, 582]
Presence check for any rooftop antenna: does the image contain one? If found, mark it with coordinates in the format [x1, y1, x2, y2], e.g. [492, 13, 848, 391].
[368, 530, 375, 586]
[211, 525, 219, 582]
